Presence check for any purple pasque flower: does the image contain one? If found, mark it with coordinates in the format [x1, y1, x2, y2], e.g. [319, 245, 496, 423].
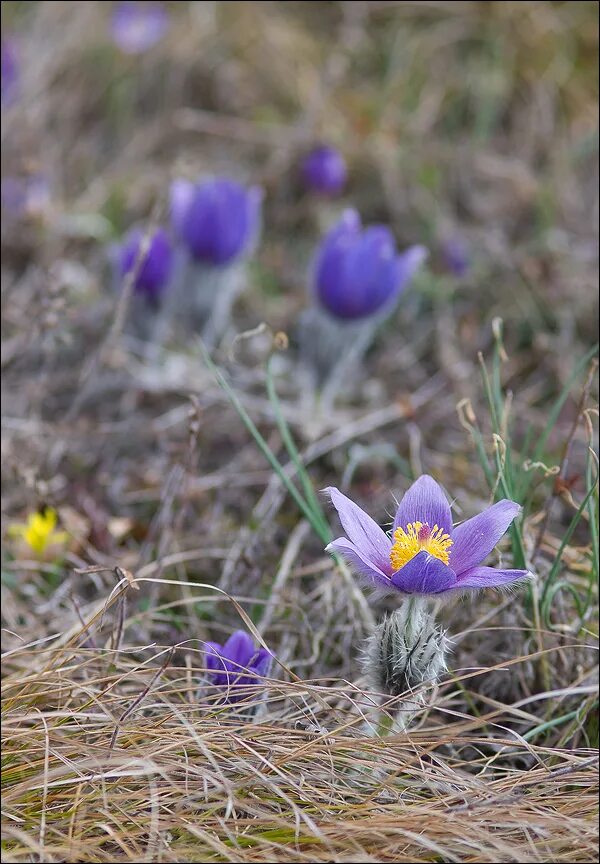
[441, 235, 470, 277]
[313, 209, 427, 321]
[203, 630, 271, 703]
[302, 145, 347, 196]
[119, 226, 173, 303]
[325, 475, 530, 596]
[170, 177, 262, 267]
[1, 38, 18, 105]
[110, 2, 169, 55]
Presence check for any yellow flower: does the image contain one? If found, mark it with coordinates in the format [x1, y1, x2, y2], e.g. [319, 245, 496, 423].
[8, 508, 68, 557]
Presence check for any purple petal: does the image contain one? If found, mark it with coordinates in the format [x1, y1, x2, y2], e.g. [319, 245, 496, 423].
[170, 179, 195, 238]
[1, 38, 18, 105]
[249, 648, 271, 676]
[313, 212, 360, 299]
[233, 674, 260, 692]
[203, 641, 225, 673]
[180, 178, 262, 265]
[314, 216, 407, 320]
[1, 177, 27, 213]
[324, 487, 392, 574]
[326, 538, 392, 591]
[450, 500, 521, 574]
[1, 174, 51, 220]
[302, 145, 347, 196]
[455, 566, 530, 590]
[341, 226, 399, 316]
[393, 475, 453, 536]
[391, 551, 457, 594]
[442, 236, 469, 277]
[326, 208, 361, 240]
[110, 2, 169, 55]
[223, 630, 256, 667]
[395, 244, 428, 288]
[119, 226, 173, 301]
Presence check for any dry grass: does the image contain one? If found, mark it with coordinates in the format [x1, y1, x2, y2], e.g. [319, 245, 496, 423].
[1, 1, 599, 862]
[2, 609, 598, 863]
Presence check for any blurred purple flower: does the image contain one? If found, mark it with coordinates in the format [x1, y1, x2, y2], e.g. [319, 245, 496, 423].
[1, 174, 51, 220]
[441, 235, 470, 277]
[119, 226, 173, 303]
[203, 630, 271, 703]
[313, 209, 427, 320]
[1, 177, 28, 214]
[1, 38, 18, 104]
[325, 475, 530, 596]
[171, 177, 262, 267]
[110, 2, 169, 55]
[302, 145, 347, 196]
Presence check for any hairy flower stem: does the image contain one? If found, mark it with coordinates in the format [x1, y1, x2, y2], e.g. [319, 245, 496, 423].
[298, 305, 380, 421]
[193, 263, 244, 350]
[170, 258, 244, 350]
[362, 597, 450, 735]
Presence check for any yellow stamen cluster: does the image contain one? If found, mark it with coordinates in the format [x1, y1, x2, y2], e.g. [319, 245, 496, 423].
[390, 521, 453, 571]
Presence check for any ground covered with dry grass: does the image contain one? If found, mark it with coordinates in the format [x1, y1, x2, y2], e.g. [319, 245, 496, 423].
[1, 2, 599, 862]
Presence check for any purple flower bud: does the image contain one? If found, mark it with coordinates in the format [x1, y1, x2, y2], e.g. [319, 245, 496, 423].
[203, 630, 271, 704]
[441, 236, 470, 277]
[302, 145, 347, 196]
[110, 2, 169, 55]
[119, 226, 173, 303]
[1, 38, 18, 105]
[171, 177, 262, 267]
[313, 209, 427, 321]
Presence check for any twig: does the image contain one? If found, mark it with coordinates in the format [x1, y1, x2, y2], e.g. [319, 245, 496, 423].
[532, 358, 599, 562]
[109, 648, 174, 751]
[259, 520, 311, 632]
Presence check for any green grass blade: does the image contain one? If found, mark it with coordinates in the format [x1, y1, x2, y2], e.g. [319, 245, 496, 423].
[265, 356, 331, 541]
[199, 342, 330, 544]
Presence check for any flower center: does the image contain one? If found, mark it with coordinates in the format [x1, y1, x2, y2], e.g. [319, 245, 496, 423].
[390, 521, 453, 570]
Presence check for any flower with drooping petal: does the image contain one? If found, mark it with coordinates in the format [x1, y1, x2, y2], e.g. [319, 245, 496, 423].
[302, 145, 347, 196]
[170, 177, 262, 267]
[110, 1, 169, 55]
[324, 475, 530, 595]
[118, 226, 173, 304]
[1, 38, 18, 105]
[313, 209, 427, 321]
[202, 630, 271, 704]
[441, 235, 470, 277]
